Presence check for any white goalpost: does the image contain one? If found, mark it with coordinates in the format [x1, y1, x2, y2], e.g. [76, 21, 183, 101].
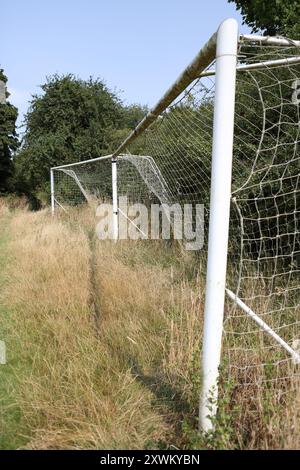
[50, 18, 300, 433]
[199, 18, 239, 431]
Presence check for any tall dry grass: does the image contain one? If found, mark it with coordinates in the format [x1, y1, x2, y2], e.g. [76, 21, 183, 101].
[1, 203, 299, 449]
[1, 206, 202, 449]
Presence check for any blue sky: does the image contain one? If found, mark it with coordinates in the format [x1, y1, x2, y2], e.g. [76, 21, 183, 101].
[1, 0, 251, 130]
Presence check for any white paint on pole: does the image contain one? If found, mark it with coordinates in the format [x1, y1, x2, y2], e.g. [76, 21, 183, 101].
[199, 18, 238, 432]
[50, 169, 55, 215]
[112, 158, 118, 241]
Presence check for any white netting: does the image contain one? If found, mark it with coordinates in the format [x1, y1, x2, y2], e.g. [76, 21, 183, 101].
[52, 38, 300, 418]
[52, 155, 163, 208]
[223, 42, 300, 424]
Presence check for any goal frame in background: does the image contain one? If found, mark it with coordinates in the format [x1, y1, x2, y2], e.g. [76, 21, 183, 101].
[50, 18, 300, 433]
[50, 154, 113, 214]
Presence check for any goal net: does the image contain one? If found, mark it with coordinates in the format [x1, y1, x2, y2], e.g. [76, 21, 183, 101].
[51, 20, 300, 432]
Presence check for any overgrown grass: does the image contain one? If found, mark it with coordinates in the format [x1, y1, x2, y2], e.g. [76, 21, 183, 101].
[0, 206, 29, 449]
[0, 201, 299, 449]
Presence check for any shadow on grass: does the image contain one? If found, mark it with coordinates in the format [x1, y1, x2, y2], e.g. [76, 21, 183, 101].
[129, 356, 192, 418]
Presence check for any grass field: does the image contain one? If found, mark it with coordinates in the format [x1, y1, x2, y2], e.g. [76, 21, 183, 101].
[0, 199, 299, 449]
[0, 205, 29, 449]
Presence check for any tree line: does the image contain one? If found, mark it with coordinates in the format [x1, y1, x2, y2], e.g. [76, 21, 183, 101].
[0, 0, 298, 207]
[0, 72, 147, 207]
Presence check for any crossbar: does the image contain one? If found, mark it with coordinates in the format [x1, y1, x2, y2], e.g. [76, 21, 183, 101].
[241, 34, 300, 48]
[112, 31, 217, 158]
[51, 154, 112, 170]
[200, 56, 300, 78]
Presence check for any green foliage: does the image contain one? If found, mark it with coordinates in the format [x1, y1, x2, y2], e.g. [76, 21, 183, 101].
[0, 69, 18, 193]
[14, 74, 121, 196]
[182, 358, 239, 450]
[163, 344, 240, 450]
[106, 104, 148, 153]
[228, 0, 300, 37]
[13, 74, 147, 202]
[121, 104, 147, 130]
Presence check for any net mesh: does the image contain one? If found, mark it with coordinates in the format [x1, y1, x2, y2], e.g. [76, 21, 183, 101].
[52, 38, 300, 415]
[53, 156, 159, 207]
[223, 42, 300, 423]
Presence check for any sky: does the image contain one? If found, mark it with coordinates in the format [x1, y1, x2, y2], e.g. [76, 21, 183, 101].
[1, 0, 251, 131]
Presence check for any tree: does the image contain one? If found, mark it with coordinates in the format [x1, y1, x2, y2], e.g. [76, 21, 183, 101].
[121, 104, 147, 129]
[14, 74, 147, 205]
[14, 74, 124, 201]
[228, 0, 300, 37]
[106, 104, 148, 153]
[0, 69, 18, 193]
